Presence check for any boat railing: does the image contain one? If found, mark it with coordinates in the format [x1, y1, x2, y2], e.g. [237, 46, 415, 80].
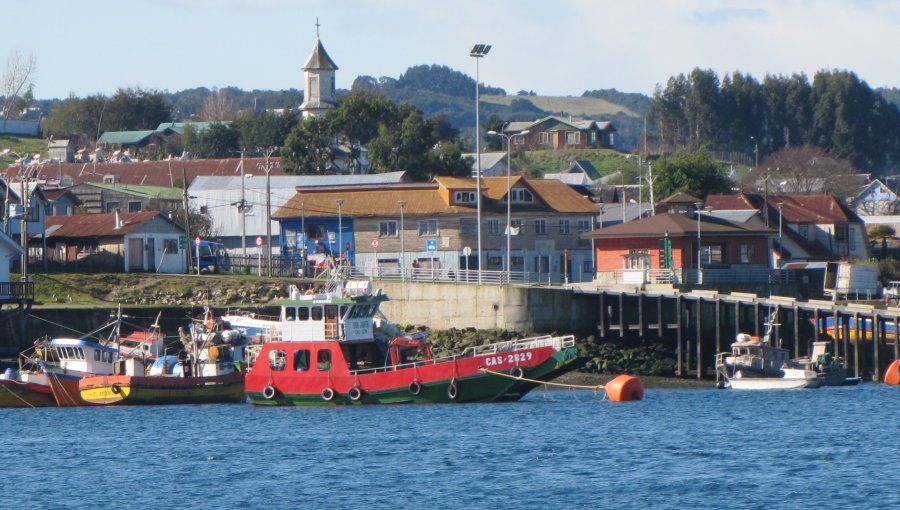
[349, 334, 577, 376]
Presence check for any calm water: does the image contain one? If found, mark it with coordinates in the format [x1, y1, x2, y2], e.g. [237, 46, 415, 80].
[2, 384, 899, 509]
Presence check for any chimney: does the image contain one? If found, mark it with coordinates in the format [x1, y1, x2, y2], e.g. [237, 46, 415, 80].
[114, 210, 121, 229]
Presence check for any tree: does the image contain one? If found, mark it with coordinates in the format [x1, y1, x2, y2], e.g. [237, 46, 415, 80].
[282, 116, 335, 174]
[328, 89, 397, 145]
[746, 145, 859, 197]
[653, 149, 731, 200]
[194, 122, 240, 158]
[234, 110, 298, 149]
[198, 88, 238, 121]
[870, 225, 896, 260]
[1, 49, 37, 120]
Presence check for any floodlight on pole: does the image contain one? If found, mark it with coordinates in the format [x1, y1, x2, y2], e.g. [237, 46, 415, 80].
[470, 43, 491, 285]
[487, 128, 528, 284]
[336, 198, 344, 266]
[695, 201, 703, 285]
[398, 200, 406, 282]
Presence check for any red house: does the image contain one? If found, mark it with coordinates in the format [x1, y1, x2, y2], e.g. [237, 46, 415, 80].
[581, 212, 773, 286]
[503, 116, 615, 150]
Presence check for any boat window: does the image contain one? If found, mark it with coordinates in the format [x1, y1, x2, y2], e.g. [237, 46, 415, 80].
[94, 349, 101, 361]
[269, 350, 287, 371]
[294, 350, 310, 371]
[285, 307, 296, 321]
[311, 306, 323, 321]
[317, 349, 331, 371]
[339, 305, 348, 320]
[298, 307, 310, 321]
[325, 306, 338, 321]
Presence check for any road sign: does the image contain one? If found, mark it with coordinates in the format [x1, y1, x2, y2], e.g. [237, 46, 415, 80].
[462, 246, 472, 256]
[195, 236, 200, 247]
[426, 239, 437, 252]
[256, 236, 263, 247]
[371, 239, 380, 248]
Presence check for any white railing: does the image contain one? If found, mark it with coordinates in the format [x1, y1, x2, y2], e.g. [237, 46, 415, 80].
[347, 266, 533, 286]
[611, 267, 795, 285]
[459, 334, 576, 357]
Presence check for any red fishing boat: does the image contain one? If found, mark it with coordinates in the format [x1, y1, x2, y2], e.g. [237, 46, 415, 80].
[244, 280, 584, 405]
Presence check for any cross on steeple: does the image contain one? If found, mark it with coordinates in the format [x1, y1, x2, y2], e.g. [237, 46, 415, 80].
[315, 18, 320, 38]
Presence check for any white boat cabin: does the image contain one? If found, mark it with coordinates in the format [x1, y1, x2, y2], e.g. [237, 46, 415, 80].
[276, 281, 387, 343]
[49, 338, 119, 375]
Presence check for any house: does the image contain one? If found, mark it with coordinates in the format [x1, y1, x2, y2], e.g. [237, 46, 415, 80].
[273, 176, 599, 283]
[1, 180, 50, 271]
[48, 139, 74, 163]
[544, 160, 602, 185]
[187, 172, 407, 254]
[41, 188, 82, 216]
[66, 182, 183, 215]
[655, 192, 703, 215]
[705, 192, 870, 264]
[44, 211, 187, 273]
[582, 211, 773, 285]
[503, 116, 615, 151]
[464, 152, 507, 178]
[850, 178, 900, 216]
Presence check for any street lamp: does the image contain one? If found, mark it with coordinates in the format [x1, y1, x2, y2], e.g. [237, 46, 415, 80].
[336, 198, 344, 267]
[398, 200, 406, 281]
[777, 202, 784, 266]
[750, 136, 759, 168]
[471, 43, 491, 284]
[694, 201, 703, 285]
[487, 128, 529, 281]
[258, 146, 279, 277]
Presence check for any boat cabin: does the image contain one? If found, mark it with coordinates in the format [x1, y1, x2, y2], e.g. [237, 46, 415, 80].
[728, 333, 790, 373]
[48, 338, 119, 375]
[275, 282, 388, 343]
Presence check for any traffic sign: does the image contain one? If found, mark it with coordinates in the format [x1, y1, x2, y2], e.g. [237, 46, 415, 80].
[426, 239, 437, 252]
[462, 246, 472, 256]
[256, 236, 263, 247]
[371, 239, 380, 248]
[194, 236, 200, 247]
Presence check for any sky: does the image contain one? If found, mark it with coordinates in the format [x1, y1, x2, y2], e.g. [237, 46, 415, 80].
[8, 0, 900, 100]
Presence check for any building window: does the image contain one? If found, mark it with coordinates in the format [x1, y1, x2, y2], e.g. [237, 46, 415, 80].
[740, 244, 754, 263]
[105, 201, 120, 213]
[510, 219, 523, 235]
[577, 219, 592, 233]
[418, 220, 438, 236]
[454, 191, 476, 204]
[128, 201, 142, 212]
[199, 205, 208, 215]
[163, 238, 178, 254]
[798, 223, 809, 239]
[703, 245, 724, 265]
[514, 135, 524, 145]
[558, 219, 571, 235]
[565, 131, 581, 145]
[511, 255, 524, 271]
[487, 219, 500, 236]
[534, 255, 550, 273]
[589, 131, 597, 144]
[535, 219, 547, 235]
[583, 260, 594, 273]
[379, 221, 398, 237]
[624, 249, 650, 269]
[510, 188, 533, 203]
[540, 132, 550, 145]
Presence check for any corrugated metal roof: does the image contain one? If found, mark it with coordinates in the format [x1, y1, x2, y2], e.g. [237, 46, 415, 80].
[189, 171, 406, 192]
[84, 182, 183, 200]
[44, 211, 178, 238]
[97, 130, 158, 145]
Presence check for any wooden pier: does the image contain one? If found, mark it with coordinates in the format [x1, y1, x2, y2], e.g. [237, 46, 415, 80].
[593, 289, 900, 382]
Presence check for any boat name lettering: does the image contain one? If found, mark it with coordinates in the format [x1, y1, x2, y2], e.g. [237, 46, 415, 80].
[484, 352, 533, 367]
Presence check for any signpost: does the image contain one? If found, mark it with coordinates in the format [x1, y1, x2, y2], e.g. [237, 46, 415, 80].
[194, 237, 200, 275]
[426, 240, 437, 280]
[462, 246, 471, 280]
[256, 236, 263, 275]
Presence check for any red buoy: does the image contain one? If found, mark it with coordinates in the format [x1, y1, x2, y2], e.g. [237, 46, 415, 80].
[605, 374, 644, 402]
[885, 360, 900, 386]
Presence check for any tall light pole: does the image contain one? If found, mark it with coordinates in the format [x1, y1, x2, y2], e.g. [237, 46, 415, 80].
[398, 200, 406, 281]
[750, 136, 759, 168]
[487, 128, 529, 280]
[694, 201, 703, 285]
[777, 202, 784, 267]
[336, 198, 344, 267]
[471, 43, 491, 284]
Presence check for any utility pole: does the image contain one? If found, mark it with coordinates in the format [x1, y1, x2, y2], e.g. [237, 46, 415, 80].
[182, 168, 193, 274]
[258, 147, 279, 277]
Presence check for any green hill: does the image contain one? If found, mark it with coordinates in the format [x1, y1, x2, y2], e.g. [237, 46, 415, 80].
[481, 94, 638, 118]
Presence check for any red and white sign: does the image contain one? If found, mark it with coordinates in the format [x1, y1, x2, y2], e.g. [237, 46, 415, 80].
[256, 236, 263, 247]
[371, 239, 380, 248]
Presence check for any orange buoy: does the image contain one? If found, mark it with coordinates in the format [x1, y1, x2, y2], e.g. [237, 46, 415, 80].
[604, 374, 644, 402]
[884, 360, 900, 386]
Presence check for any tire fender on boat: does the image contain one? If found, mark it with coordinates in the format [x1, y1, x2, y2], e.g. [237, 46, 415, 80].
[321, 387, 335, 401]
[110, 383, 121, 395]
[262, 385, 277, 400]
[348, 386, 363, 401]
[511, 366, 525, 379]
[447, 380, 459, 400]
[408, 381, 422, 396]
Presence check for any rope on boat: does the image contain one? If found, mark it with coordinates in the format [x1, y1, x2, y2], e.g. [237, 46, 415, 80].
[47, 371, 78, 406]
[0, 382, 36, 407]
[478, 367, 605, 392]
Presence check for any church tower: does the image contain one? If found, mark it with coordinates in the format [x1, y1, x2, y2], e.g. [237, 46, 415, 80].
[300, 22, 338, 118]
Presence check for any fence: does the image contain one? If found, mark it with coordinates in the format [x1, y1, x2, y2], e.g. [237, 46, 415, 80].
[613, 267, 795, 285]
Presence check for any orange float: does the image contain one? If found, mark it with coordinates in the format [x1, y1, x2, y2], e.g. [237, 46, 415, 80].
[884, 360, 900, 385]
[604, 374, 644, 402]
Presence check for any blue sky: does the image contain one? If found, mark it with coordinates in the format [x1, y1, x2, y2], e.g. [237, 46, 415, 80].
[9, 0, 900, 100]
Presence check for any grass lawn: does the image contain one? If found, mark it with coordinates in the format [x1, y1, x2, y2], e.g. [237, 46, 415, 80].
[0, 135, 48, 166]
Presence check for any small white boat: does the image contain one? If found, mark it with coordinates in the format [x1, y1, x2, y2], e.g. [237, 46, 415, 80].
[715, 307, 820, 390]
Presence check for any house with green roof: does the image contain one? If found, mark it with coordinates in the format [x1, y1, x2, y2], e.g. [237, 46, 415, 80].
[66, 181, 182, 215]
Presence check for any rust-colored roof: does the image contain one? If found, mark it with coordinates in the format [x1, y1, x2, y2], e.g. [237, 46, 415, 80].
[658, 192, 702, 204]
[45, 211, 172, 238]
[705, 193, 758, 210]
[582, 212, 772, 239]
[275, 177, 598, 218]
[770, 194, 861, 224]
[3, 158, 286, 187]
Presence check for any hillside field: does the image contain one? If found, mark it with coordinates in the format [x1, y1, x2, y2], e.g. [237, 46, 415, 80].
[481, 94, 638, 118]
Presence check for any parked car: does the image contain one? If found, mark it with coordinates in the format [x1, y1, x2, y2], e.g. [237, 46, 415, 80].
[192, 241, 231, 273]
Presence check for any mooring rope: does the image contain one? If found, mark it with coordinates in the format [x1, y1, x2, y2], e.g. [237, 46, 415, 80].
[479, 367, 605, 391]
[0, 381, 36, 407]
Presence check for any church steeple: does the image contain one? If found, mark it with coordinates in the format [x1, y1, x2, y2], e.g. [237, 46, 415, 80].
[300, 19, 338, 118]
